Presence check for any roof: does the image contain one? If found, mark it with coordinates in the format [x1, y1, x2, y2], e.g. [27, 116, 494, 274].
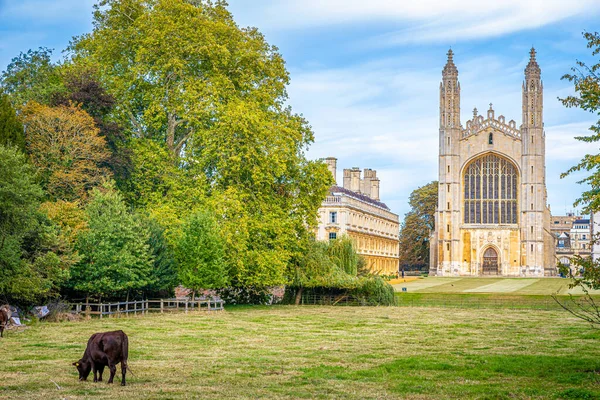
[329, 185, 391, 210]
[574, 219, 590, 225]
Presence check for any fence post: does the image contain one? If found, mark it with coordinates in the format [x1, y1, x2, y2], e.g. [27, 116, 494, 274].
[185, 300, 188, 314]
[134, 301, 137, 316]
[160, 299, 164, 313]
[100, 304, 103, 319]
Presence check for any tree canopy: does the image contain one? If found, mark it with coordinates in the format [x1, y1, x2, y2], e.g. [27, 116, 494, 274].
[560, 31, 600, 213]
[399, 181, 438, 269]
[176, 211, 228, 293]
[70, 183, 154, 299]
[0, 145, 71, 304]
[555, 32, 600, 326]
[0, 91, 25, 151]
[22, 102, 111, 201]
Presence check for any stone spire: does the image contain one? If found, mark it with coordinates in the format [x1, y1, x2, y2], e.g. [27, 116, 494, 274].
[525, 47, 541, 77]
[442, 49, 458, 77]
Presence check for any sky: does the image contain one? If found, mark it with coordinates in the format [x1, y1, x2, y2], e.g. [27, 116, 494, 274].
[0, 0, 599, 218]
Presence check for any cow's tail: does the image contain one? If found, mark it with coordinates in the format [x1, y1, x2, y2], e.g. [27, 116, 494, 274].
[122, 332, 129, 370]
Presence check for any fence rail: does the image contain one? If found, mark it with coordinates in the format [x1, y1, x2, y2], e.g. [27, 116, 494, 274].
[70, 298, 224, 318]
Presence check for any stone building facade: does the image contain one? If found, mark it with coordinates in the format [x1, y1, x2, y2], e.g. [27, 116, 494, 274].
[430, 49, 555, 277]
[316, 157, 400, 275]
[553, 215, 592, 267]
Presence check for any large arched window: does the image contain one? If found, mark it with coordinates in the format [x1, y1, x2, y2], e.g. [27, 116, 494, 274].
[464, 153, 518, 224]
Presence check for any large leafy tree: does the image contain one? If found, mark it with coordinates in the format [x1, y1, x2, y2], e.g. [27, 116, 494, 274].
[399, 181, 438, 269]
[0, 47, 65, 108]
[0, 145, 72, 304]
[70, 0, 332, 291]
[70, 183, 154, 299]
[175, 212, 228, 296]
[22, 102, 111, 201]
[71, 0, 290, 157]
[0, 91, 25, 151]
[555, 32, 600, 325]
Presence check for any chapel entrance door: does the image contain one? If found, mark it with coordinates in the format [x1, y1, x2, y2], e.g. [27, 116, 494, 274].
[482, 248, 499, 275]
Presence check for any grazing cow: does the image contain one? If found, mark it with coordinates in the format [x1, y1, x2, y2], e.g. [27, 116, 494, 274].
[0, 306, 8, 338]
[73, 330, 129, 385]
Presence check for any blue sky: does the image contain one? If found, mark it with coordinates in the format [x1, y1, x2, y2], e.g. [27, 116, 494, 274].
[0, 0, 599, 218]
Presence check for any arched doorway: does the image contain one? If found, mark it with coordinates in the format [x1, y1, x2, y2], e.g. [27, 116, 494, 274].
[482, 247, 499, 275]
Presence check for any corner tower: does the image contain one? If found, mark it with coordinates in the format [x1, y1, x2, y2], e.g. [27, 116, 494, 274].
[521, 48, 549, 274]
[435, 49, 462, 274]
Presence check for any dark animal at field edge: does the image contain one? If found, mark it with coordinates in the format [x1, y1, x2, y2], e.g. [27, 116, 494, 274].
[0, 306, 8, 337]
[73, 330, 129, 385]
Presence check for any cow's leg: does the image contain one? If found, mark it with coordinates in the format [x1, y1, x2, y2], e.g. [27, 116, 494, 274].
[120, 362, 127, 386]
[97, 364, 105, 382]
[92, 361, 98, 383]
[107, 362, 117, 384]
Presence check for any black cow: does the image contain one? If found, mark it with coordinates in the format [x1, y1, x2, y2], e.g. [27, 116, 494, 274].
[73, 330, 129, 385]
[0, 306, 8, 338]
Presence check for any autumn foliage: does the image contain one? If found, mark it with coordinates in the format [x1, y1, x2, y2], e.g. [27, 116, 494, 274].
[23, 102, 111, 201]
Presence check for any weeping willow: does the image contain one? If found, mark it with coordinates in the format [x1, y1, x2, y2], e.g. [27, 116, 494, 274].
[328, 235, 359, 276]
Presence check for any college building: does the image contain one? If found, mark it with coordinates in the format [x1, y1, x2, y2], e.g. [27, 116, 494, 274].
[315, 157, 400, 275]
[430, 49, 556, 276]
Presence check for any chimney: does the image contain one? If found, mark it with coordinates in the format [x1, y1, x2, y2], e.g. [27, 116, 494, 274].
[350, 167, 361, 192]
[370, 178, 380, 201]
[324, 157, 337, 185]
[361, 169, 376, 197]
[343, 169, 351, 190]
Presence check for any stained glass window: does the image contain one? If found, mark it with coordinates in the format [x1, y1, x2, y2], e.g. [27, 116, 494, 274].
[464, 154, 518, 224]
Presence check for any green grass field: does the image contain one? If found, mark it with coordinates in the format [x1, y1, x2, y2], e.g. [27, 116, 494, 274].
[1, 305, 599, 399]
[392, 277, 599, 295]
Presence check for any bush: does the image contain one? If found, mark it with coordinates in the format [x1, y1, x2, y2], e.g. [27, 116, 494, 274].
[351, 276, 396, 306]
[218, 286, 273, 305]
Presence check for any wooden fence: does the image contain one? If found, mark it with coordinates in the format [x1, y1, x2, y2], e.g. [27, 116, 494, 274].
[70, 298, 224, 318]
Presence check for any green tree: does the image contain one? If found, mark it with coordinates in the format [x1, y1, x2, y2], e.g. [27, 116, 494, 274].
[328, 235, 360, 276]
[560, 32, 600, 213]
[288, 237, 356, 305]
[0, 145, 72, 304]
[176, 212, 227, 297]
[554, 32, 600, 325]
[143, 217, 178, 296]
[0, 91, 25, 151]
[399, 181, 438, 269]
[70, 183, 153, 299]
[71, 0, 290, 157]
[71, 0, 332, 292]
[0, 47, 65, 107]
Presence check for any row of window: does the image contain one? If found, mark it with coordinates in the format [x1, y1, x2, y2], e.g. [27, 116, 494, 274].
[327, 211, 397, 236]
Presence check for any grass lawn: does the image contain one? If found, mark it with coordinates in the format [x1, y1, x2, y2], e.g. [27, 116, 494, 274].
[1, 306, 600, 399]
[392, 277, 600, 295]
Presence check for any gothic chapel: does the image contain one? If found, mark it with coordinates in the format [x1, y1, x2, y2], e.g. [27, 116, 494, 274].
[430, 49, 555, 276]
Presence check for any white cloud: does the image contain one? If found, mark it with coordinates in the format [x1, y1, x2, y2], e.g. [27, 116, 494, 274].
[229, 0, 600, 44]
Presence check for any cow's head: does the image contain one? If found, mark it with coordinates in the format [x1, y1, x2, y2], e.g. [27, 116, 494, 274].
[73, 359, 91, 381]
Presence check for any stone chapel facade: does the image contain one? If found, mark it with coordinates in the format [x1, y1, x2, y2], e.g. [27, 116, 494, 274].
[430, 49, 555, 277]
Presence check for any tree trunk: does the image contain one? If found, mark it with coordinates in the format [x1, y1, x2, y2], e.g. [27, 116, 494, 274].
[294, 287, 304, 305]
[166, 113, 176, 153]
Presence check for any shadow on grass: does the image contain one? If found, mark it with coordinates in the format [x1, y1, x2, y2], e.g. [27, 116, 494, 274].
[298, 355, 600, 399]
